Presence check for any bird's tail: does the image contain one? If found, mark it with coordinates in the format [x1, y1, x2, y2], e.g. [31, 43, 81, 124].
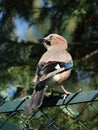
[25, 83, 47, 111]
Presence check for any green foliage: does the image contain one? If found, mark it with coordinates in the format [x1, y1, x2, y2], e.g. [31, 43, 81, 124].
[0, 0, 97, 87]
[8, 66, 34, 89]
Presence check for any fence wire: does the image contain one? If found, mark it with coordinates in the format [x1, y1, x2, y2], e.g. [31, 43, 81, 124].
[0, 90, 98, 130]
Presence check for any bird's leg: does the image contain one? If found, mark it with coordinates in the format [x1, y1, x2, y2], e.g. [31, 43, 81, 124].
[60, 85, 71, 99]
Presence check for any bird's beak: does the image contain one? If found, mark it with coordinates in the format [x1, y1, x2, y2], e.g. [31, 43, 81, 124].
[39, 38, 50, 44]
[39, 38, 45, 44]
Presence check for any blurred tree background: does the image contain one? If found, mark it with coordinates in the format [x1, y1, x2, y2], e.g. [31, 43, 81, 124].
[0, 0, 98, 129]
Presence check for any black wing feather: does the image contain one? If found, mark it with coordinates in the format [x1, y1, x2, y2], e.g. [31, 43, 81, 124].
[37, 61, 64, 77]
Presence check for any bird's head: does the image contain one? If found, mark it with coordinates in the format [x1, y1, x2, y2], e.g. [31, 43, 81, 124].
[39, 34, 68, 50]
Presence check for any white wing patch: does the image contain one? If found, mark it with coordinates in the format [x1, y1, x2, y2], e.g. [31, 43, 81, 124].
[55, 64, 61, 70]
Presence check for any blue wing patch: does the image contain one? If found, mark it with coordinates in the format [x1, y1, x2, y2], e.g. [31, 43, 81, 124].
[63, 61, 73, 70]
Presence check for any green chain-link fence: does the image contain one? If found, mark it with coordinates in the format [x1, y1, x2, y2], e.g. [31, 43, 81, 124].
[0, 90, 98, 130]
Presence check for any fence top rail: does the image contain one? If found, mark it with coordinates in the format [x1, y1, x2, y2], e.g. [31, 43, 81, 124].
[0, 90, 98, 113]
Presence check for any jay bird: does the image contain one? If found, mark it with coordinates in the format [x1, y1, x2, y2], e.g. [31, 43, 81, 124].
[25, 34, 73, 111]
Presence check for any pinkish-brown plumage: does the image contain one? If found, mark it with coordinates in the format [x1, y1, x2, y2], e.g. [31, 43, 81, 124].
[25, 34, 73, 111]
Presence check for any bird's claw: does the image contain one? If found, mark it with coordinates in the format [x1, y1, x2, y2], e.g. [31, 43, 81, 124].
[63, 91, 71, 100]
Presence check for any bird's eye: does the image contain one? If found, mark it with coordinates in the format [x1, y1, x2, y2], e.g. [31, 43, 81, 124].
[50, 35, 53, 39]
